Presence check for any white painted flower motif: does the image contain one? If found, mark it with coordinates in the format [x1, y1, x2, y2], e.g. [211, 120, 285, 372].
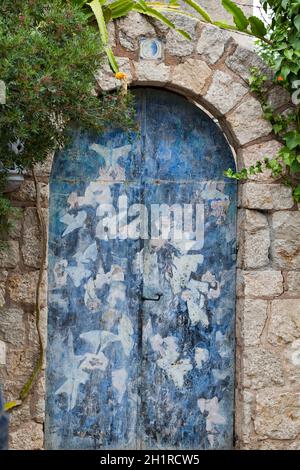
[150, 334, 192, 388]
[61, 211, 87, 237]
[195, 348, 209, 368]
[198, 396, 226, 446]
[112, 368, 128, 404]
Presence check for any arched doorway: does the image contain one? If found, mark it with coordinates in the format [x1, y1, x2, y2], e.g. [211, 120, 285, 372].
[45, 88, 237, 449]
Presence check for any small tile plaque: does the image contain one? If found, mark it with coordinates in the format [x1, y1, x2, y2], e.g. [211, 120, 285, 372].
[140, 38, 162, 60]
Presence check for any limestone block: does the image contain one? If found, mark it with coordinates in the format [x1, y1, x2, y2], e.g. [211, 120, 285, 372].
[238, 270, 283, 298]
[243, 347, 284, 389]
[134, 62, 170, 85]
[196, 24, 230, 64]
[0, 340, 6, 365]
[0, 270, 7, 308]
[0, 307, 25, 348]
[165, 15, 198, 57]
[204, 70, 248, 115]
[7, 271, 47, 306]
[118, 12, 155, 51]
[9, 421, 44, 450]
[271, 212, 300, 269]
[239, 389, 255, 444]
[227, 97, 272, 145]
[271, 239, 300, 270]
[31, 375, 45, 424]
[239, 183, 294, 210]
[12, 180, 48, 204]
[170, 59, 211, 95]
[22, 208, 48, 269]
[285, 271, 300, 296]
[238, 298, 268, 347]
[226, 45, 272, 82]
[239, 140, 283, 181]
[7, 212, 23, 239]
[267, 86, 291, 110]
[0, 241, 19, 268]
[5, 400, 31, 430]
[239, 228, 270, 269]
[0, 285, 5, 308]
[255, 389, 300, 440]
[272, 211, 300, 240]
[268, 299, 300, 346]
[238, 209, 269, 232]
[107, 20, 116, 48]
[284, 339, 300, 384]
[95, 57, 132, 92]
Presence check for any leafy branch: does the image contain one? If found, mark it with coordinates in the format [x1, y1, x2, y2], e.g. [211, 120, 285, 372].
[224, 1, 300, 202]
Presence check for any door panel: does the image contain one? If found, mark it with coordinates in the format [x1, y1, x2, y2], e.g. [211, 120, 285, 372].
[46, 129, 143, 449]
[46, 88, 237, 450]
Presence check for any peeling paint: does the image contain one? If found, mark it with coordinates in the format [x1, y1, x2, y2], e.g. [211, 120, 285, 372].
[46, 88, 237, 450]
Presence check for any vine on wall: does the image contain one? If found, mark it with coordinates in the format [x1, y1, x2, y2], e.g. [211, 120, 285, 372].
[224, 0, 300, 202]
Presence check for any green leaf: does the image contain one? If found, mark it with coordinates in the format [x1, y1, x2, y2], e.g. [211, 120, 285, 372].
[221, 0, 249, 31]
[284, 48, 294, 60]
[134, 5, 191, 39]
[295, 14, 300, 31]
[280, 64, 291, 79]
[285, 131, 300, 150]
[88, 0, 108, 43]
[109, 0, 135, 19]
[182, 0, 212, 23]
[176, 29, 192, 40]
[88, 0, 119, 72]
[213, 21, 238, 31]
[293, 183, 300, 202]
[248, 16, 267, 38]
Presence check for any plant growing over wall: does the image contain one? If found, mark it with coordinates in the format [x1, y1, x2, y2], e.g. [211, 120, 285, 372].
[72, 0, 272, 72]
[224, 0, 300, 202]
[0, 0, 136, 411]
[0, 0, 136, 236]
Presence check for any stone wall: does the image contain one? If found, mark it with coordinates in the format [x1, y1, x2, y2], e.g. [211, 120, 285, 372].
[1, 12, 300, 450]
[199, 0, 253, 22]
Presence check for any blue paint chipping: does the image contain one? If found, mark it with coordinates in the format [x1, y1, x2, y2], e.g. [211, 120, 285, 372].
[45, 88, 237, 450]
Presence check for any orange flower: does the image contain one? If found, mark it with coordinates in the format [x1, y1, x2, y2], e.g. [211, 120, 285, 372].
[115, 71, 128, 80]
[277, 75, 284, 82]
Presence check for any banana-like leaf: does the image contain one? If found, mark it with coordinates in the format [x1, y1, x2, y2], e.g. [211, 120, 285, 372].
[109, 0, 136, 19]
[213, 20, 239, 31]
[221, 0, 249, 31]
[106, 47, 120, 72]
[182, 0, 212, 23]
[133, 5, 174, 27]
[88, 0, 108, 42]
[146, 3, 201, 21]
[88, 0, 119, 72]
[134, 4, 191, 39]
[248, 15, 267, 38]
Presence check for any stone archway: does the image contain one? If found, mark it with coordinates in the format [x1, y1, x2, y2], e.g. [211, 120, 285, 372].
[1, 12, 299, 450]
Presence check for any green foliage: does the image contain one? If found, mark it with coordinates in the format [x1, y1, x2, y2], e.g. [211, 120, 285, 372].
[224, 1, 300, 203]
[0, 0, 136, 236]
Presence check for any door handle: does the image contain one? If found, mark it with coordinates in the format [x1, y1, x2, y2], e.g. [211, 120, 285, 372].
[142, 293, 163, 302]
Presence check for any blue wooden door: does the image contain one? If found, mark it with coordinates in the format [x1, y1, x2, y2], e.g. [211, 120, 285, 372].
[45, 88, 237, 450]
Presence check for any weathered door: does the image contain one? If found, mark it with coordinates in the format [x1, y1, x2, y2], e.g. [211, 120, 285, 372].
[46, 88, 237, 450]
